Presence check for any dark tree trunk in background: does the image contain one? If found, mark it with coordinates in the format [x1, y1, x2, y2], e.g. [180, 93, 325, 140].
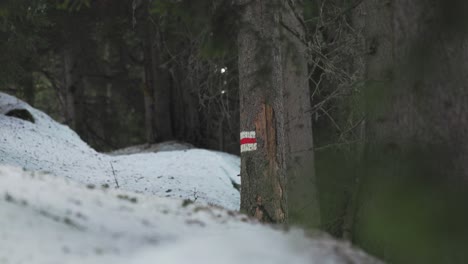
[142, 0, 156, 144]
[238, 0, 320, 226]
[361, 0, 468, 179]
[353, 1, 468, 260]
[63, 47, 78, 130]
[142, 0, 173, 144]
[168, 64, 202, 145]
[152, 36, 174, 142]
[143, 68, 155, 144]
[21, 71, 35, 106]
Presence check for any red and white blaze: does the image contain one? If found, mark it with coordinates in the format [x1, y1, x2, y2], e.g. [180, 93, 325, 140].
[240, 131, 257, 153]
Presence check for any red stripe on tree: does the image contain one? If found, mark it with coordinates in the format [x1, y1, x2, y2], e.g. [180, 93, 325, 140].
[240, 138, 257, 145]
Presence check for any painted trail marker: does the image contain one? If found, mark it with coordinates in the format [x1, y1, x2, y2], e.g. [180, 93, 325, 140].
[240, 131, 257, 153]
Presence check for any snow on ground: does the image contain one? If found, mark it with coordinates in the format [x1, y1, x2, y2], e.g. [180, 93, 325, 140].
[0, 92, 382, 263]
[0, 166, 381, 264]
[108, 141, 194, 155]
[0, 92, 240, 210]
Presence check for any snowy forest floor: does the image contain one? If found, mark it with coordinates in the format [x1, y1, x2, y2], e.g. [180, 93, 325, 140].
[0, 92, 381, 264]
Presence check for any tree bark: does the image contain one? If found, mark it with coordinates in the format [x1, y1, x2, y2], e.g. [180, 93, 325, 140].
[238, 0, 320, 226]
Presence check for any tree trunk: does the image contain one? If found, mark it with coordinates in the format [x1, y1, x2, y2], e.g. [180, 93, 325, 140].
[362, 0, 468, 178]
[142, 0, 173, 144]
[354, 0, 468, 260]
[152, 36, 174, 142]
[21, 71, 35, 106]
[142, 0, 156, 144]
[63, 47, 77, 131]
[168, 64, 202, 146]
[238, 0, 320, 226]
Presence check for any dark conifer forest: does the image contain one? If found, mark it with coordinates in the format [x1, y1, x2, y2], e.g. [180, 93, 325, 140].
[2, 1, 468, 263]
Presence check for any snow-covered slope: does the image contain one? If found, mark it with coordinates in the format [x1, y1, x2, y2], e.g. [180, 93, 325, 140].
[0, 92, 382, 263]
[0, 92, 240, 210]
[0, 166, 381, 264]
[108, 141, 194, 155]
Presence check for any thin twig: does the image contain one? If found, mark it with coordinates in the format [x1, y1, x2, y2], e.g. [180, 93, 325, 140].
[110, 161, 119, 188]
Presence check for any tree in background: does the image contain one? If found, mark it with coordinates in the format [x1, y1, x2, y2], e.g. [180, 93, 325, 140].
[351, 0, 468, 263]
[237, 0, 320, 226]
[302, 0, 366, 239]
[137, 0, 173, 143]
[0, 0, 241, 153]
[0, 0, 49, 104]
[141, 0, 241, 153]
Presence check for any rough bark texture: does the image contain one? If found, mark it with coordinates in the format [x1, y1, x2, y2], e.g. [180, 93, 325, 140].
[238, 0, 320, 226]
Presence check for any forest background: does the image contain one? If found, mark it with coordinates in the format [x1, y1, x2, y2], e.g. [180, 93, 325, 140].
[2, 0, 468, 263]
